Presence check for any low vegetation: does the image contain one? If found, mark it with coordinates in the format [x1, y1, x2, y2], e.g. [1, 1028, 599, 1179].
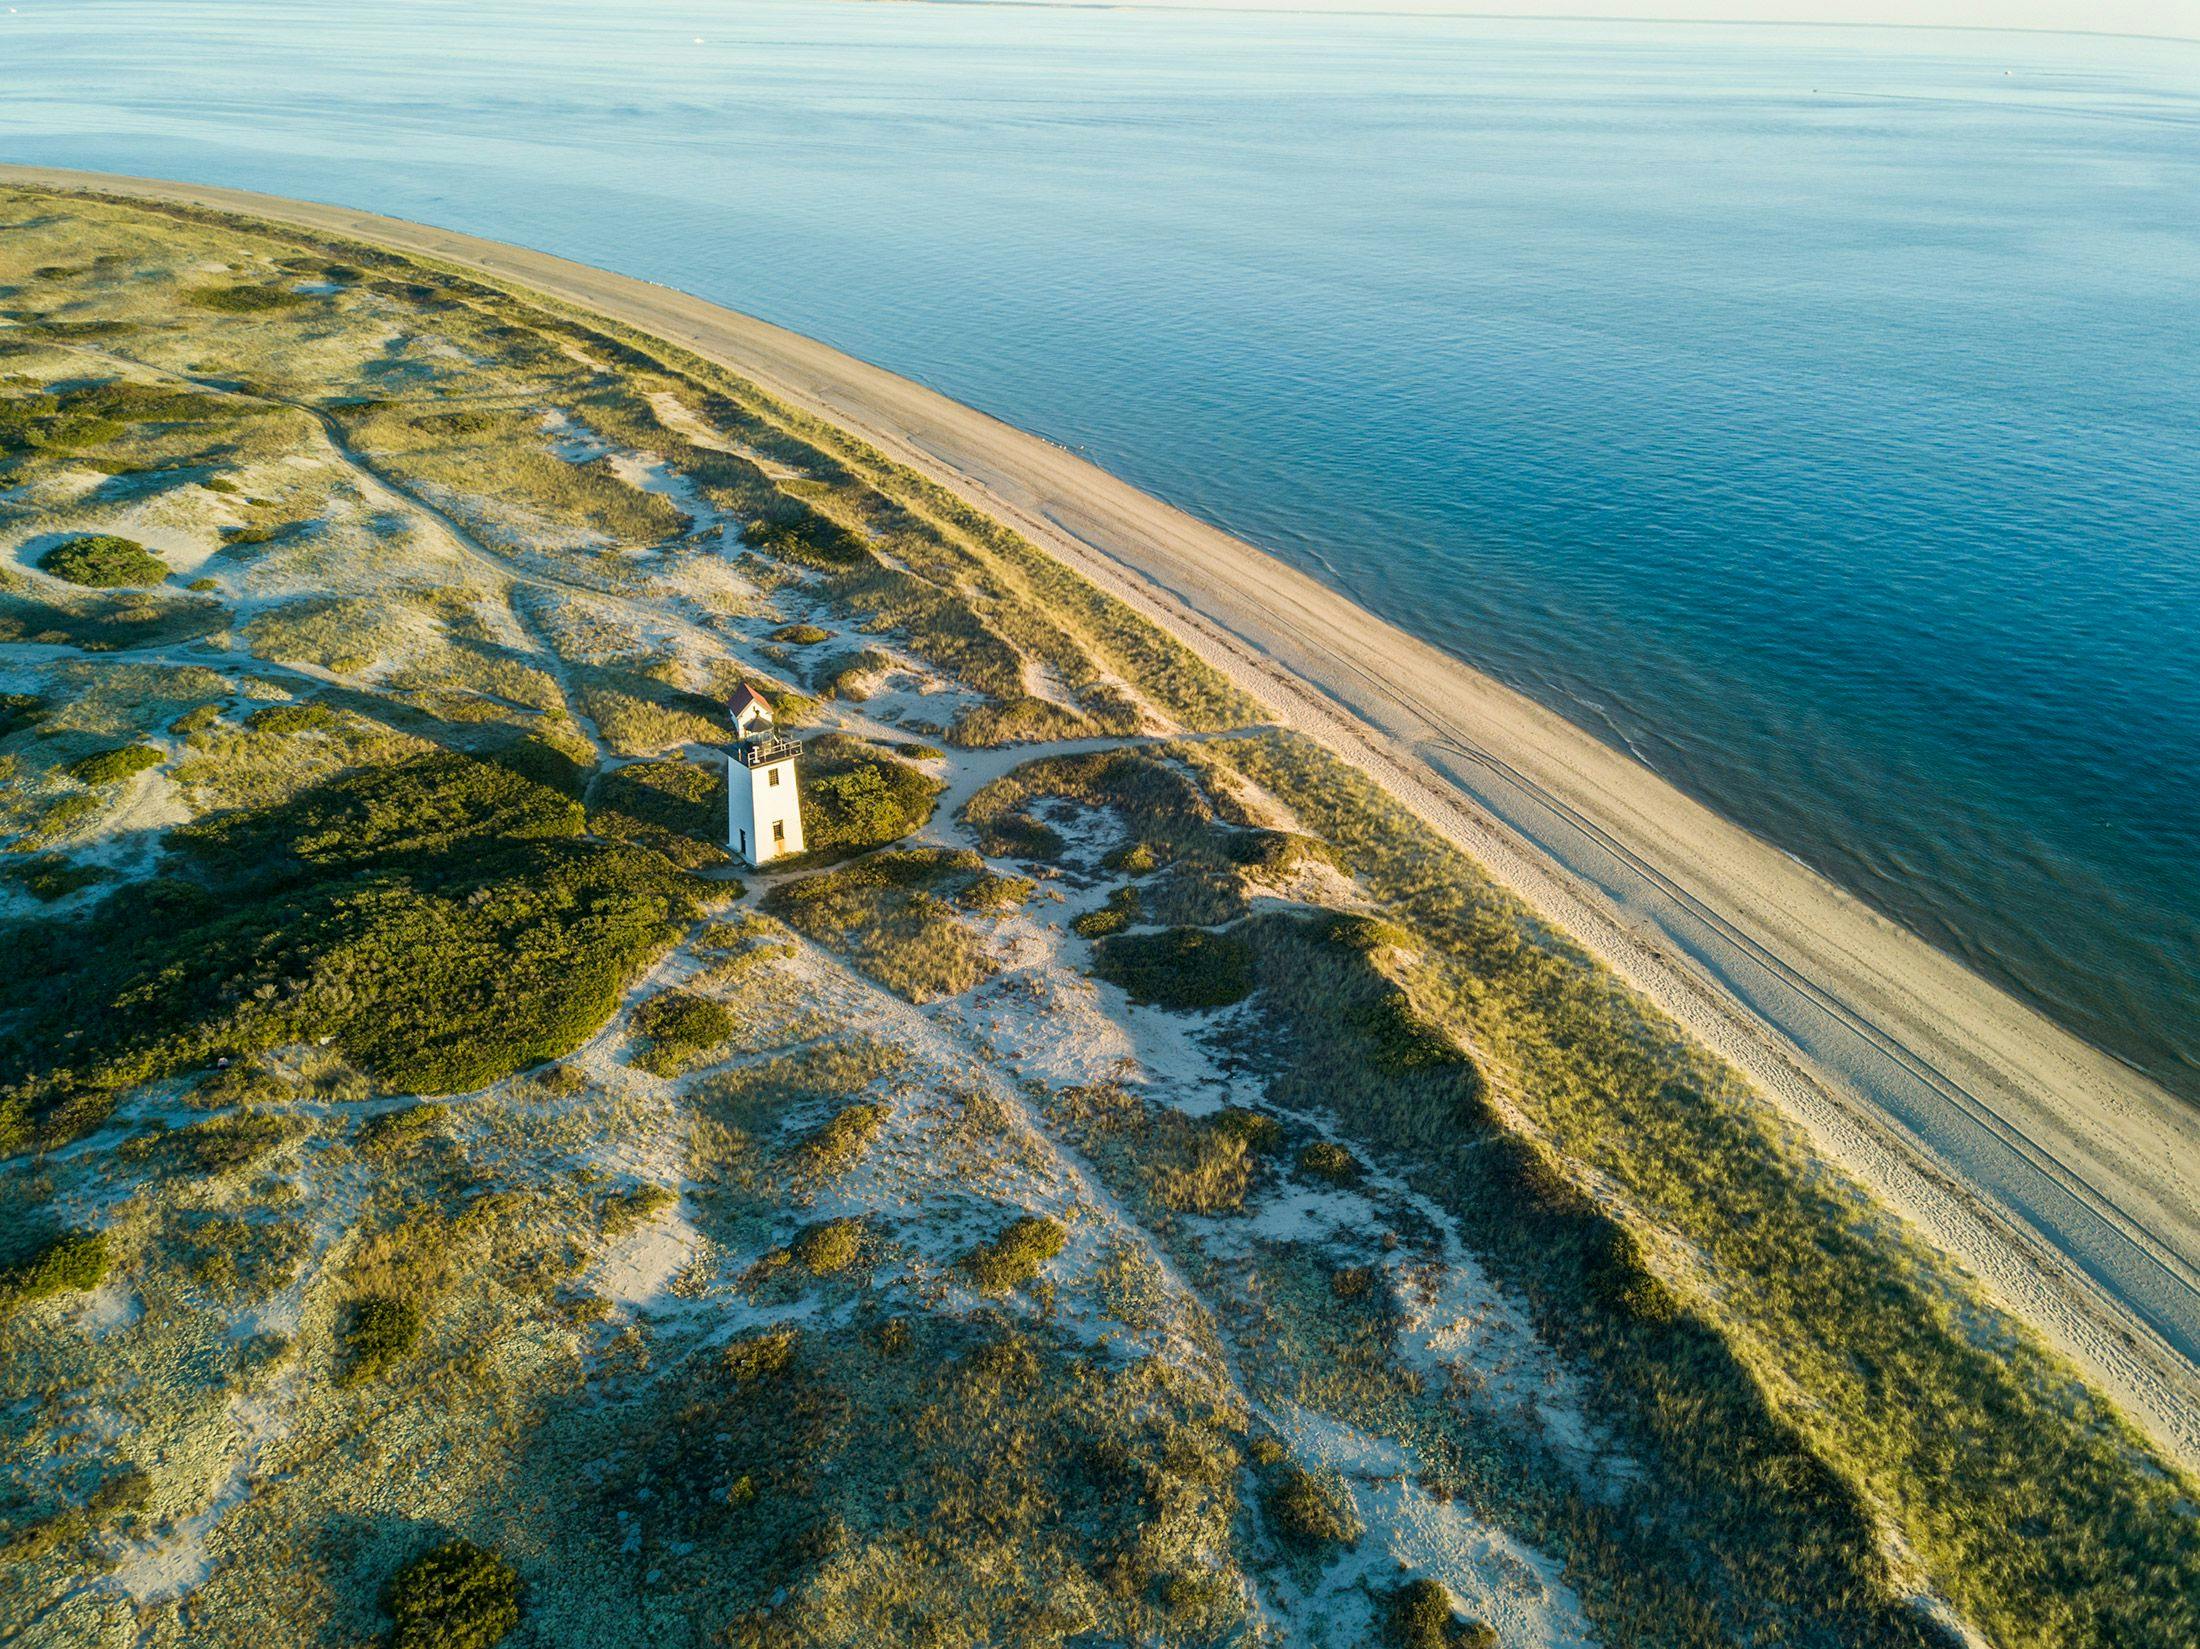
[1093, 926, 1254, 1009]
[0, 185, 2188, 1649]
[383, 1538, 520, 1649]
[0, 1229, 109, 1316]
[628, 989, 737, 1077]
[763, 849, 997, 1001]
[64, 741, 162, 785]
[961, 1214, 1068, 1294]
[36, 533, 167, 587]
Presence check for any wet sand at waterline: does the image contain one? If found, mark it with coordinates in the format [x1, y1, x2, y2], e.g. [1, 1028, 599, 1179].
[11, 164, 2197, 1465]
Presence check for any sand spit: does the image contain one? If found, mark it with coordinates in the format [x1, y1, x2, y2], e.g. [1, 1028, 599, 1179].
[6, 166, 2194, 1466]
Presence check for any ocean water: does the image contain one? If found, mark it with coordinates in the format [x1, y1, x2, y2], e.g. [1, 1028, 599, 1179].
[3, 1, 2196, 1096]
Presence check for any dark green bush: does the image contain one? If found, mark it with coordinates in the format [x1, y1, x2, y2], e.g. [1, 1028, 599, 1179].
[790, 1217, 865, 1275]
[340, 1293, 424, 1385]
[65, 742, 162, 786]
[246, 702, 343, 736]
[170, 703, 222, 735]
[961, 1214, 1067, 1295]
[383, 1537, 520, 1649]
[770, 623, 830, 645]
[1298, 1141, 1361, 1183]
[1093, 926, 1253, 1009]
[629, 990, 736, 1076]
[800, 735, 941, 859]
[185, 283, 308, 315]
[1261, 1464, 1359, 1551]
[1386, 1578, 1494, 1649]
[1072, 885, 1140, 939]
[0, 1229, 109, 1315]
[957, 870, 1034, 912]
[796, 1101, 889, 1174]
[0, 855, 109, 902]
[37, 534, 167, 588]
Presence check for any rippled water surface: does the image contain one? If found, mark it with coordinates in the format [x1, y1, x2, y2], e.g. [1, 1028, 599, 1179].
[5, 1, 2197, 1093]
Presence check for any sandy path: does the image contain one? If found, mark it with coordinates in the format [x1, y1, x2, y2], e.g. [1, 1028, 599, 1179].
[7, 165, 2196, 1464]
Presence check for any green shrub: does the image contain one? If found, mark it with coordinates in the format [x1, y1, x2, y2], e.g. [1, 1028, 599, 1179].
[1261, 1464, 1359, 1551]
[2, 748, 696, 1142]
[958, 870, 1034, 912]
[0, 692, 46, 738]
[771, 623, 830, 645]
[600, 1184, 676, 1239]
[185, 283, 308, 315]
[799, 735, 941, 859]
[795, 1101, 889, 1175]
[246, 702, 344, 736]
[358, 1103, 448, 1159]
[1298, 1141, 1361, 1183]
[1386, 1579, 1493, 1649]
[629, 990, 736, 1076]
[0, 1229, 109, 1315]
[383, 1537, 520, 1649]
[37, 534, 167, 588]
[722, 1326, 800, 1383]
[1072, 885, 1140, 939]
[0, 855, 110, 901]
[1093, 926, 1253, 1009]
[339, 1293, 424, 1385]
[961, 1214, 1067, 1294]
[65, 742, 162, 786]
[790, 1217, 865, 1275]
[170, 703, 222, 735]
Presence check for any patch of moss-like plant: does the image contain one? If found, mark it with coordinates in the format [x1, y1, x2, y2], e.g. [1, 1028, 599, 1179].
[629, 989, 736, 1077]
[185, 282, 309, 315]
[383, 1537, 520, 1649]
[961, 1214, 1067, 1295]
[1298, 1140, 1361, 1183]
[339, 1292, 424, 1385]
[1072, 884, 1141, 939]
[65, 741, 162, 785]
[790, 1216, 865, 1275]
[1386, 1578, 1496, 1649]
[957, 870, 1034, 913]
[1093, 926, 1253, 1010]
[37, 533, 167, 588]
[0, 1228, 109, 1315]
[794, 1101, 889, 1176]
[1261, 1463, 1361, 1552]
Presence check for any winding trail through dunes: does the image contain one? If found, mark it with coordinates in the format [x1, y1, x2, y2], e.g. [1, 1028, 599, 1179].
[9, 166, 2198, 1465]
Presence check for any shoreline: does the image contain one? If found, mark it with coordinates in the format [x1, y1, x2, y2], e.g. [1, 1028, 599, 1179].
[7, 163, 2197, 1463]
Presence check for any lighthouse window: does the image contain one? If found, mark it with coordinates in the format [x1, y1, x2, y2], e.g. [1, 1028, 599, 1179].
[773, 820, 786, 843]
[768, 768, 781, 786]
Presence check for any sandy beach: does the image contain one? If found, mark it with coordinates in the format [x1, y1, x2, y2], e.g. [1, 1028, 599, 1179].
[8, 163, 2196, 1464]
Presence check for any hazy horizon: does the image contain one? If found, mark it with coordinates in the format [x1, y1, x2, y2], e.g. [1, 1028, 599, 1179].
[943, 0, 2200, 46]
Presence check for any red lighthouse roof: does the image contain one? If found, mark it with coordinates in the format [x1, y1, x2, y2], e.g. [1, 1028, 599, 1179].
[729, 682, 773, 732]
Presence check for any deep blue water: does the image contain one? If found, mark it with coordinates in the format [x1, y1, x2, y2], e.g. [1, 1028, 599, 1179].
[4, 1, 2196, 1095]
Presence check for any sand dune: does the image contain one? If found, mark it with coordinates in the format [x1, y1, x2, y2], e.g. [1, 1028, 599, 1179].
[9, 164, 2195, 1464]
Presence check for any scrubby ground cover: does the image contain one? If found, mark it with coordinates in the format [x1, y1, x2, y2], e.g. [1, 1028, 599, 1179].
[0, 186, 2191, 1649]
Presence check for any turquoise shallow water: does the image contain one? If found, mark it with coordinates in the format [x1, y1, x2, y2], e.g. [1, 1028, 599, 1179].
[4, 1, 2196, 1095]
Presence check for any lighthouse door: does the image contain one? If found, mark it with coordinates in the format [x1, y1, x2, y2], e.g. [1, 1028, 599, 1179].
[738, 828, 748, 858]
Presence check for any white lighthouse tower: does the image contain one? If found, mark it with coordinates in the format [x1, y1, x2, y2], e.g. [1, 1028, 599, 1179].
[726, 683, 804, 867]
